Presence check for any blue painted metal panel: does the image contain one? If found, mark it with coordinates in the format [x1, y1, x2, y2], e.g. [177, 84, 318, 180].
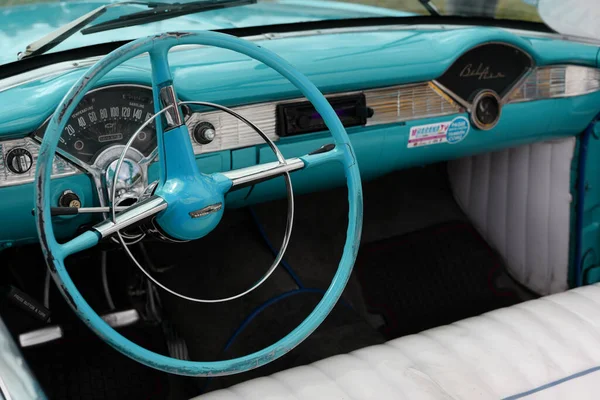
[2, 28, 600, 135]
[0, 174, 94, 245]
[529, 39, 600, 67]
[577, 118, 600, 286]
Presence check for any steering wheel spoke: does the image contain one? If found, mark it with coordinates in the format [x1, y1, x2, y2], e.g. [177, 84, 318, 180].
[215, 143, 341, 192]
[92, 195, 168, 238]
[300, 143, 343, 169]
[216, 158, 303, 191]
[59, 230, 100, 259]
[149, 49, 198, 183]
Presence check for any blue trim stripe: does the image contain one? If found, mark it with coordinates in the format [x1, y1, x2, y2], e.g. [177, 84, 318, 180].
[503, 365, 600, 400]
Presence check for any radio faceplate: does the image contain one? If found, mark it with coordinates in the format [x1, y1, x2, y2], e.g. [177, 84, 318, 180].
[276, 94, 372, 137]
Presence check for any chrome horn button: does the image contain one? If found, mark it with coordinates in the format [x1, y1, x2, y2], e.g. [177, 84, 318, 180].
[105, 158, 144, 204]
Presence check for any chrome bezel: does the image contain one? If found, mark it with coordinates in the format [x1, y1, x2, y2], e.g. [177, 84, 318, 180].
[471, 90, 502, 130]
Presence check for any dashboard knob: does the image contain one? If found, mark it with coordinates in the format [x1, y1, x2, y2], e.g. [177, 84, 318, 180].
[5, 147, 33, 174]
[193, 122, 216, 145]
[58, 190, 81, 209]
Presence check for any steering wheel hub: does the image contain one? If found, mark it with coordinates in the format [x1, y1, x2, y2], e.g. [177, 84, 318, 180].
[154, 175, 225, 241]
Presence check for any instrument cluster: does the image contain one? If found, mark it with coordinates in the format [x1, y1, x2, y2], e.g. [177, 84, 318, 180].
[34, 85, 157, 167]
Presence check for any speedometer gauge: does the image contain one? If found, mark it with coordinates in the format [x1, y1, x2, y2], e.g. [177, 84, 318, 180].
[36, 85, 157, 165]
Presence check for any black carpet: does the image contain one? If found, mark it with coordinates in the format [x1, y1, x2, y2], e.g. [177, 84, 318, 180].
[0, 167, 527, 398]
[200, 291, 384, 393]
[1, 246, 170, 400]
[151, 208, 384, 394]
[355, 221, 520, 339]
[23, 324, 169, 400]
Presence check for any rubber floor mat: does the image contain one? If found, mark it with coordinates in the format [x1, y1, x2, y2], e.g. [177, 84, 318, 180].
[355, 221, 520, 339]
[23, 323, 169, 400]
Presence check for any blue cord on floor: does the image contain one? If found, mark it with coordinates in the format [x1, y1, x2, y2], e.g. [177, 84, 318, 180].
[248, 207, 304, 289]
[198, 287, 327, 393]
[200, 207, 352, 393]
[222, 287, 325, 352]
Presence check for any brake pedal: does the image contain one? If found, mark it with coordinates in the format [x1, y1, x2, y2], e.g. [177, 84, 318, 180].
[19, 326, 63, 347]
[101, 309, 140, 328]
[163, 321, 189, 360]
[19, 309, 140, 348]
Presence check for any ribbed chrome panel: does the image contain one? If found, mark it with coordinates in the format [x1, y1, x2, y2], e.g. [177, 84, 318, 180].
[507, 65, 600, 103]
[0, 138, 80, 187]
[365, 83, 460, 125]
[187, 83, 460, 154]
[187, 103, 277, 155]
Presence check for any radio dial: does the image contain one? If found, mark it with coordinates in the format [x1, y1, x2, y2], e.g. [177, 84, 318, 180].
[5, 147, 33, 174]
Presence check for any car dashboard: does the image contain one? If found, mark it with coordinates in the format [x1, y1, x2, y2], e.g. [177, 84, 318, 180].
[1, 25, 600, 246]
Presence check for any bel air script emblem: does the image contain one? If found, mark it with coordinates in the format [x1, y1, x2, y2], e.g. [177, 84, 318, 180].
[189, 203, 222, 218]
[459, 63, 506, 80]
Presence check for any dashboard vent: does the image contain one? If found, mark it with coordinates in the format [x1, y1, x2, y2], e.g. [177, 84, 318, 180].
[506, 65, 600, 103]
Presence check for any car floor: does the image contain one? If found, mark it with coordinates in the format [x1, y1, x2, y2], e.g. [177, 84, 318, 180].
[0, 163, 534, 399]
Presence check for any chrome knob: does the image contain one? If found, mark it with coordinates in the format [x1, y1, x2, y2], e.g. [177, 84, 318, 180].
[59, 190, 81, 208]
[203, 128, 216, 142]
[193, 122, 216, 145]
[5, 147, 33, 174]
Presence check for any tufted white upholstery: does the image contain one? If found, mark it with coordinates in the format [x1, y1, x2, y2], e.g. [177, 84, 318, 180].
[197, 284, 600, 400]
[447, 138, 576, 295]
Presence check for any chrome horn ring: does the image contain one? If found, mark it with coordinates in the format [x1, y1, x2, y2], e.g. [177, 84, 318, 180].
[109, 102, 294, 303]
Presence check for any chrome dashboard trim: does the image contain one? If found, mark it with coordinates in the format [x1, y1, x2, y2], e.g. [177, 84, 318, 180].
[430, 80, 471, 110]
[2, 59, 598, 189]
[186, 82, 461, 155]
[0, 137, 80, 187]
[2, 81, 460, 188]
[506, 65, 600, 103]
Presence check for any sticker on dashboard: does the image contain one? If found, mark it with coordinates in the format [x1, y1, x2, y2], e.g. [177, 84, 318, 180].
[407, 117, 470, 148]
[446, 117, 470, 144]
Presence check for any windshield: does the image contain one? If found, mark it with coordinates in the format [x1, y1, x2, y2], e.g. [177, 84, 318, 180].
[0, 0, 593, 66]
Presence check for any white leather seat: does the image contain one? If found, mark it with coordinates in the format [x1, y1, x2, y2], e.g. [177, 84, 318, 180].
[197, 284, 600, 399]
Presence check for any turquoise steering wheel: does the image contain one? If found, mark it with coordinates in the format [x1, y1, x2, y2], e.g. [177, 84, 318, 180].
[35, 31, 363, 376]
